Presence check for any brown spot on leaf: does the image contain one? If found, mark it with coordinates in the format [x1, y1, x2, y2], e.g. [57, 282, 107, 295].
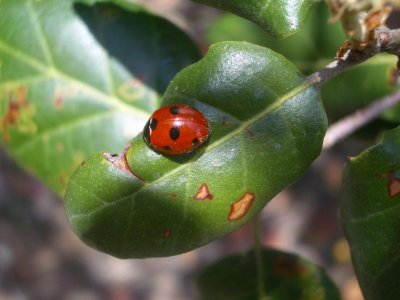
[194, 183, 213, 201]
[1, 86, 29, 143]
[388, 67, 399, 87]
[228, 192, 255, 221]
[170, 192, 178, 199]
[246, 128, 255, 139]
[387, 171, 400, 198]
[59, 174, 67, 187]
[163, 230, 171, 238]
[274, 256, 305, 278]
[54, 94, 64, 109]
[103, 144, 144, 183]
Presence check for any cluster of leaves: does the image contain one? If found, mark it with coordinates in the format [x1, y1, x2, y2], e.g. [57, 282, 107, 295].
[1, 0, 400, 299]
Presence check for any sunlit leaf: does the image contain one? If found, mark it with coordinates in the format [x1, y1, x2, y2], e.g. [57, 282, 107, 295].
[0, 0, 200, 193]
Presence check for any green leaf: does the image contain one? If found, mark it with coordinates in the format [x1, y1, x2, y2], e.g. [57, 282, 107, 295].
[322, 54, 398, 120]
[0, 0, 200, 193]
[197, 248, 340, 300]
[193, 0, 314, 38]
[342, 127, 400, 299]
[65, 41, 327, 258]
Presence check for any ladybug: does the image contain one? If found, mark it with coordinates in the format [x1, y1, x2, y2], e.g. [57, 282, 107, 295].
[143, 104, 210, 155]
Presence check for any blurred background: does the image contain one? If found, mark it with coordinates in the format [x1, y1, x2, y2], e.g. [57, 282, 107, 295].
[3, 0, 398, 299]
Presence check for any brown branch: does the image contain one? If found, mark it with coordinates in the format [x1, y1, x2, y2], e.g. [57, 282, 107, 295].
[306, 27, 400, 87]
[322, 90, 400, 150]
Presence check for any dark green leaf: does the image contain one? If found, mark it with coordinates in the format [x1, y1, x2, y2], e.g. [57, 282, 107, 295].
[197, 248, 340, 300]
[323, 54, 398, 120]
[342, 127, 400, 300]
[0, 0, 200, 193]
[193, 0, 315, 38]
[65, 41, 327, 258]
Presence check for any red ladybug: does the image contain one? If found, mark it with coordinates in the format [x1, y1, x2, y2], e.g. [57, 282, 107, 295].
[143, 104, 210, 155]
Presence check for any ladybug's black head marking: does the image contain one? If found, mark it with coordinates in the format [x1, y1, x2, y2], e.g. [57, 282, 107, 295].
[169, 127, 180, 140]
[169, 106, 180, 115]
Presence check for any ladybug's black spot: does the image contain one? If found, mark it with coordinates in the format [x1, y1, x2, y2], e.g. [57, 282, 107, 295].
[149, 118, 158, 130]
[170, 127, 180, 140]
[192, 138, 200, 146]
[169, 106, 180, 115]
[163, 146, 172, 152]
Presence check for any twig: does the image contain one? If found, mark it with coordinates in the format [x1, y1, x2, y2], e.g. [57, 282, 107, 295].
[323, 90, 400, 149]
[306, 28, 400, 87]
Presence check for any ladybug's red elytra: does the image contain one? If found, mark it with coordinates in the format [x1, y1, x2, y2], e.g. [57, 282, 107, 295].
[143, 104, 210, 155]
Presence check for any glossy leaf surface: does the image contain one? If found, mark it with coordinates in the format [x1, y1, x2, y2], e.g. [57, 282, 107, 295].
[342, 127, 400, 299]
[65, 41, 327, 258]
[0, 0, 200, 193]
[193, 0, 314, 38]
[197, 248, 340, 300]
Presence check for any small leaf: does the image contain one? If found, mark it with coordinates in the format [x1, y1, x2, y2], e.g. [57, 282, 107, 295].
[65, 41, 327, 258]
[197, 248, 340, 300]
[342, 127, 400, 299]
[0, 0, 200, 193]
[193, 0, 315, 38]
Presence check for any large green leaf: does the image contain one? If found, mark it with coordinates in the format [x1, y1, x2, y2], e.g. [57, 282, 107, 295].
[342, 127, 400, 299]
[193, 0, 314, 38]
[65, 41, 327, 258]
[0, 0, 200, 193]
[197, 248, 340, 300]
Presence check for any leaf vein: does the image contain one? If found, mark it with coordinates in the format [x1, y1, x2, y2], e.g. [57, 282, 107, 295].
[0, 40, 149, 117]
[346, 203, 400, 224]
[13, 110, 121, 155]
[27, 1, 55, 66]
